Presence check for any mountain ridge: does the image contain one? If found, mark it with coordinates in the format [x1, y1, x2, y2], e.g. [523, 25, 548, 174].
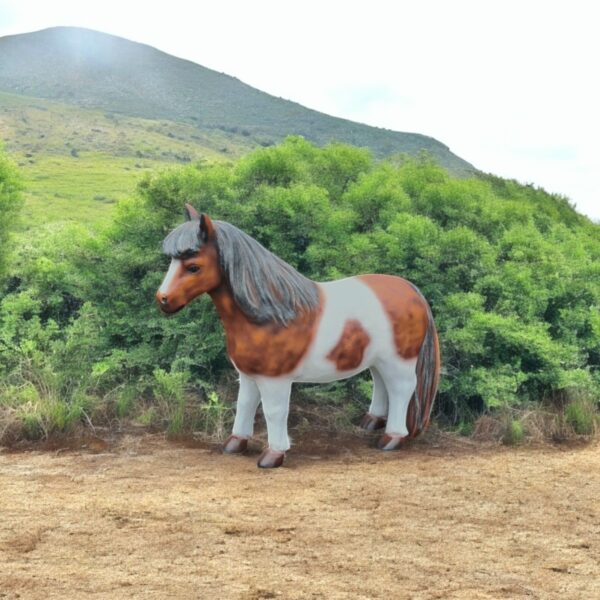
[0, 26, 474, 174]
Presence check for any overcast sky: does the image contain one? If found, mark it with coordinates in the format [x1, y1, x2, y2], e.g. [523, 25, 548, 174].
[1, 0, 598, 220]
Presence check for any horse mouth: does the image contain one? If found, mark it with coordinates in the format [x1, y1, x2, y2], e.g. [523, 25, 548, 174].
[158, 303, 185, 315]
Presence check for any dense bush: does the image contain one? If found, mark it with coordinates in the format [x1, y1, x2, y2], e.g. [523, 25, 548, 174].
[1, 137, 599, 440]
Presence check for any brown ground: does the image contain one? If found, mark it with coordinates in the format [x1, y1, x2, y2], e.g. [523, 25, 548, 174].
[0, 432, 599, 599]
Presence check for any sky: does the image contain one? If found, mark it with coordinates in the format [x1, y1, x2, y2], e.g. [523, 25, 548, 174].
[1, 0, 598, 221]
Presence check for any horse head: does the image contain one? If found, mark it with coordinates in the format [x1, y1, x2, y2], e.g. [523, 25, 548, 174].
[156, 204, 221, 314]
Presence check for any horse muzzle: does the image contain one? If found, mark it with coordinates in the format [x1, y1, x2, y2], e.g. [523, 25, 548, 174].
[155, 292, 185, 314]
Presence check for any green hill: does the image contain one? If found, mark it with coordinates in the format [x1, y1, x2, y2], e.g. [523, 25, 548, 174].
[0, 90, 257, 223]
[0, 26, 474, 174]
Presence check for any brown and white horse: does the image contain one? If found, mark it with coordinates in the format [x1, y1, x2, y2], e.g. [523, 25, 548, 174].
[156, 204, 440, 468]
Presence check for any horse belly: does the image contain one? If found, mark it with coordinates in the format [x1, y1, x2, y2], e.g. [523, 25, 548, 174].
[292, 278, 394, 383]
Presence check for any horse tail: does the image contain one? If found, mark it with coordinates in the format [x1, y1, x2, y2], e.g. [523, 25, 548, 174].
[406, 300, 440, 438]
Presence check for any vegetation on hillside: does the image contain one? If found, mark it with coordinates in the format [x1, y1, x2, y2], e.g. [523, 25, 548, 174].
[0, 146, 23, 277]
[0, 91, 260, 224]
[0, 27, 474, 173]
[0, 138, 598, 444]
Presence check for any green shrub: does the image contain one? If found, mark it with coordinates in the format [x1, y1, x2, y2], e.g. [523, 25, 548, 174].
[503, 419, 525, 445]
[114, 385, 137, 419]
[1, 137, 599, 441]
[197, 391, 233, 439]
[565, 398, 597, 435]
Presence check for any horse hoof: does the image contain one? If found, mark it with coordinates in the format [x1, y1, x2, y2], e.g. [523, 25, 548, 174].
[257, 448, 285, 469]
[223, 435, 248, 454]
[377, 433, 407, 451]
[360, 412, 387, 431]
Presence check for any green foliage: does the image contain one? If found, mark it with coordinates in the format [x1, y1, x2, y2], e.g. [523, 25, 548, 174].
[152, 368, 189, 436]
[0, 145, 23, 277]
[503, 419, 525, 446]
[0, 90, 251, 229]
[1, 137, 599, 442]
[197, 391, 234, 440]
[565, 397, 598, 435]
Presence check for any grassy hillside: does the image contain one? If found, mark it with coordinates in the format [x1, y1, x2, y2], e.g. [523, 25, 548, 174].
[0, 26, 475, 175]
[0, 91, 260, 223]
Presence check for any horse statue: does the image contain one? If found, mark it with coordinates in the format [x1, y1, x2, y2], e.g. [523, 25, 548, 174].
[156, 204, 440, 468]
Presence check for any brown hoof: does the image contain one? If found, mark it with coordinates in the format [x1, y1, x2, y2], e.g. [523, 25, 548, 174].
[360, 412, 387, 431]
[257, 448, 285, 469]
[377, 433, 407, 451]
[223, 435, 248, 454]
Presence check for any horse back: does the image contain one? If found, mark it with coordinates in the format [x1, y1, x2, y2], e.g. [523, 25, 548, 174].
[357, 274, 430, 360]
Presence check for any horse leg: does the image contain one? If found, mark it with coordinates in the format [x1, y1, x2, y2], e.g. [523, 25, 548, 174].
[374, 359, 417, 450]
[223, 373, 260, 454]
[360, 366, 388, 431]
[255, 379, 292, 468]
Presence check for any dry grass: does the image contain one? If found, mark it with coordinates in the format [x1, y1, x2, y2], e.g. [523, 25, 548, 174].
[471, 402, 598, 446]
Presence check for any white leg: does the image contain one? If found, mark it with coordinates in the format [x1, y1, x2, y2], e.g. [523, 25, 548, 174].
[369, 366, 389, 418]
[231, 373, 260, 438]
[376, 359, 417, 438]
[256, 378, 292, 452]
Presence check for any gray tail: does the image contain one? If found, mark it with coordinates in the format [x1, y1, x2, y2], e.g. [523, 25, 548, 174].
[406, 303, 440, 437]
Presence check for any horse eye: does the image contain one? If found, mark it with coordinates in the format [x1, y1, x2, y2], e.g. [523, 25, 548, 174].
[186, 265, 201, 273]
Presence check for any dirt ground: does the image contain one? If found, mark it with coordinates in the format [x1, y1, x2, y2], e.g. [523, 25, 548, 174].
[0, 431, 599, 600]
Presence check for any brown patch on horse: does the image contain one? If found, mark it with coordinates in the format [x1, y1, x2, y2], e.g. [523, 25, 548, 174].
[327, 319, 370, 371]
[358, 274, 428, 359]
[209, 285, 324, 377]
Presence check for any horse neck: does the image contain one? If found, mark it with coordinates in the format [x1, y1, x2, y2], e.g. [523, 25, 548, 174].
[208, 283, 241, 324]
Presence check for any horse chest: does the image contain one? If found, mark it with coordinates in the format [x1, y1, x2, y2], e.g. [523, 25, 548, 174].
[222, 311, 320, 377]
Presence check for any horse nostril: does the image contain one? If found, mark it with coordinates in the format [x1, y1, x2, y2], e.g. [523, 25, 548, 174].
[161, 296, 168, 305]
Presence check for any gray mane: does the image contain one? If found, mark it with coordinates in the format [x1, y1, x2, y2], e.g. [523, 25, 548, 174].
[162, 219, 319, 325]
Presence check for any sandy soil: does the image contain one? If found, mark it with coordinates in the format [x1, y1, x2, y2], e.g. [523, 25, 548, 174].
[0, 432, 599, 600]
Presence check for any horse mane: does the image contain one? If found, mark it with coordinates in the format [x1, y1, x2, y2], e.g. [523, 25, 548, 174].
[162, 219, 319, 325]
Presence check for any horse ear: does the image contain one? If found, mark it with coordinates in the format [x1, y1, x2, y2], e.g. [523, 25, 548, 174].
[199, 213, 215, 242]
[184, 203, 200, 221]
